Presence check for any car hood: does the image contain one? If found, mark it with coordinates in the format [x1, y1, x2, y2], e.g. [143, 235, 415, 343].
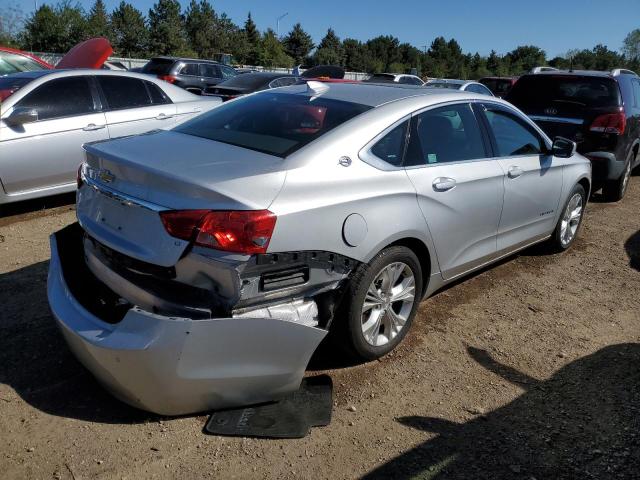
[56, 37, 113, 69]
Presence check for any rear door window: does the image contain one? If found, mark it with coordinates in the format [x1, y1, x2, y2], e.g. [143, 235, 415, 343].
[200, 64, 218, 78]
[145, 81, 171, 104]
[405, 103, 487, 166]
[17, 76, 96, 120]
[174, 92, 371, 157]
[98, 76, 151, 110]
[179, 63, 199, 76]
[482, 107, 544, 156]
[370, 121, 408, 166]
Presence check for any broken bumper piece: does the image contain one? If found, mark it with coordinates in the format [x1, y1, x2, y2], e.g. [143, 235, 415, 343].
[47, 229, 327, 416]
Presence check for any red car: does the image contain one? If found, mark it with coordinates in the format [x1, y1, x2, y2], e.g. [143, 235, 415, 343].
[0, 38, 112, 76]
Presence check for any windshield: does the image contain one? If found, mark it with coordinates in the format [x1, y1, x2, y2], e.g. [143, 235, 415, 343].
[0, 77, 32, 102]
[0, 52, 46, 76]
[507, 75, 621, 109]
[174, 92, 372, 157]
[480, 78, 514, 95]
[141, 58, 175, 75]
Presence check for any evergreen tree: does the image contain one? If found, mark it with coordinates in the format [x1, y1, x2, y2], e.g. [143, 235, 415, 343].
[623, 29, 640, 63]
[259, 28, 293, 68]
[283, 23, 314, 65]
[243, 13, 261, 65]
[111, 1, 148, 57]
[314, 28, 344, 65]
[20, 3, 87, 53]
[185, 0, 218, 58]
[87, 0, 109, 38]
[148, 0, 190, 56]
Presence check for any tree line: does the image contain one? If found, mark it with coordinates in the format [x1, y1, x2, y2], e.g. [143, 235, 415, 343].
[1, 0, 639, 77]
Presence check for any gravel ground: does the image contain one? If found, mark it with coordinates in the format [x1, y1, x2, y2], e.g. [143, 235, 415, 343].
[0, 178, 639, 480]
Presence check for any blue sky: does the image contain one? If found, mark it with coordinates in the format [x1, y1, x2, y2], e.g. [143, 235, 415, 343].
[8, 0, 640, 57]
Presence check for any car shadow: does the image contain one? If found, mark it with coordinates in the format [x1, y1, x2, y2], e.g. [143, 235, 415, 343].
[0, 260, 159, 424]
[363, 343, 640, 479]
[0, 192, 76, 222]
[624, 230, 640, 271]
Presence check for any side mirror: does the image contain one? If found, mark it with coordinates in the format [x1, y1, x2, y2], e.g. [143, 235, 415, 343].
[6, 107, 38, 126]
[551, 136, 576, 158]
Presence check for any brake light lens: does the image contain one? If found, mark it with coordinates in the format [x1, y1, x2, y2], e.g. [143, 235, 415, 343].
[159, 210, 277, 254]
[0, 88, 18, 102]
[589, 112, 626, 135]
[158, 74, 176, 84]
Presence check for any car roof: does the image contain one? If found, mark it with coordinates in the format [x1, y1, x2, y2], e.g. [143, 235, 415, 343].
[527, 70, 620, 78]
[427, 79, 468, 85]
[150, 56, 223, 65]
[278, 81, 490, 107]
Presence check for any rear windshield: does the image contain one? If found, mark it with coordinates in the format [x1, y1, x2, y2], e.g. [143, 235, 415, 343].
[0, 77, 32, 102]
[141, 58, 175, 75]
[507, 75, 621, 109]
[174, 92, 372, 157]
[479, 78, 513, 95]
[425, 83, 461, 89]
[366, 74, 395, 82]
[0, 52, 46, 75]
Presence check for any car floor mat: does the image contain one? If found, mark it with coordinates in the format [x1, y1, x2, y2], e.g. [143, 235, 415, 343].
[203, 375, 333, 439]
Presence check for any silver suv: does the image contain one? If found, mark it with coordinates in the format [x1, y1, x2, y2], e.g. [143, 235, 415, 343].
[48, 82, 591, 415]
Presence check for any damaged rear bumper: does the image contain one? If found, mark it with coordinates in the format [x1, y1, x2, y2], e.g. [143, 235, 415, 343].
[47, 225, 328, 416]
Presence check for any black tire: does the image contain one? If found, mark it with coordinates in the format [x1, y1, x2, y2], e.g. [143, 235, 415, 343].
[338, 246, 423, 360]
[602, 150, 633, 202]
[547, 183, 586, 253]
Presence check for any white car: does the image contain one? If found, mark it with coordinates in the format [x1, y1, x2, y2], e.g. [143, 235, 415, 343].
[0, 69, 221, 205]
[364, 73, 425, 85]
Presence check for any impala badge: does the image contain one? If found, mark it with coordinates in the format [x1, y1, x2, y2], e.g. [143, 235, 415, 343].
[544, 107, 558, 115]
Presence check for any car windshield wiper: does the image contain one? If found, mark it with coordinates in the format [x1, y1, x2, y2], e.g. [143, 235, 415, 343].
[551, 99, 587, 107]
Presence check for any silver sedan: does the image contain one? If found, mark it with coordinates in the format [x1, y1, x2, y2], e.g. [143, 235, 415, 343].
[0, 69, 221, 205]
[48, 82, 591, 415]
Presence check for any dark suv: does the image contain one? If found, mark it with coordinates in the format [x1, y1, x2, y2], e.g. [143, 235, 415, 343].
[141, 57, 237, 95]
[507, 69, 640, 201]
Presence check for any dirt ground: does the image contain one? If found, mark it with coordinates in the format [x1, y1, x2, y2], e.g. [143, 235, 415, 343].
[1, 176, 639, 480]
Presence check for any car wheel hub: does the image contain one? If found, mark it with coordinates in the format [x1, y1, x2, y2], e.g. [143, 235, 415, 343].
[559, 193, 583, 247]
[361, 262, 416, 347]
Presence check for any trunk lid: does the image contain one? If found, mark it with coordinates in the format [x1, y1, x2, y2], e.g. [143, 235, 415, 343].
[56, 37, 113, 69]
[78, 130, 286, 266]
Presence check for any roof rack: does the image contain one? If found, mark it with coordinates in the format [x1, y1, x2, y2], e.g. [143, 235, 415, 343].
[530, 66, 559, 74]
[611, 68, 638, 77]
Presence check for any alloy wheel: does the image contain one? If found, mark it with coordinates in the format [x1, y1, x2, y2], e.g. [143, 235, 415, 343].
[560, 193, 583, 247]
[361, 262, 416, 347]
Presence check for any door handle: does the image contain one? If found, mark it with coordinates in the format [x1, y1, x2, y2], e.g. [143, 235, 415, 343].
[432, 177, 456, 192]
[507, 165, 524, 179]
[155, 113, 174, 120]
[83, 123, 105, 131]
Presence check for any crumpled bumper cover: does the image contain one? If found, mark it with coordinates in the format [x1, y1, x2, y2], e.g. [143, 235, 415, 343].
[47, 231, 327, 416]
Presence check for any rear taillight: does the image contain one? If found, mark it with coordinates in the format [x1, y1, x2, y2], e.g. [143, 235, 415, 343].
[589, 112, 626, 135]
[159, 210, 277, 254]
[158, 74, 177, 84]
[0, 88, 18, 102]
[76, 164, 84, 189]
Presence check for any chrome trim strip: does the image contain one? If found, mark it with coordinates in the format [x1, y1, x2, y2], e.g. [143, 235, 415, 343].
[529, 115, 584, 125]
[82, 174, 167, 212]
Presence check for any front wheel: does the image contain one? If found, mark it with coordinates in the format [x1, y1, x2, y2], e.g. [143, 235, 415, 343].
[547, 183, 586, 252]
[339, 246, 423, 360]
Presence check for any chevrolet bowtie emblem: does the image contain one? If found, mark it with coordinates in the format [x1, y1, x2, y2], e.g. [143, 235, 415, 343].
[98, 169, 115, 183]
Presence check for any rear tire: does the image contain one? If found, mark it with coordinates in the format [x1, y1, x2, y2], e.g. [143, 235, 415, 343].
[602, 150, 633, 202]
[338, 246, 423, 360]
[547, 183, 586, 253]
